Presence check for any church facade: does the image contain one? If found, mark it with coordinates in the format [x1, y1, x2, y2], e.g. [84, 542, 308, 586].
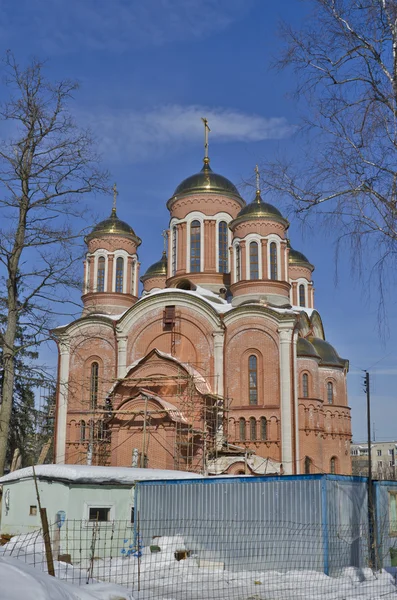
[53, 152, 352, 476]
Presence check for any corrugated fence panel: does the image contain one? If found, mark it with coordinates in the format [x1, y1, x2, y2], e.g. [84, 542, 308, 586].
[136, 476, 325, 571]
[374, 480, 397, 568]
[326, 477, 368, 572]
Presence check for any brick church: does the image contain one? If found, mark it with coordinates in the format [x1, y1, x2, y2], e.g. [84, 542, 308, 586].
[53, 139, 352, 475]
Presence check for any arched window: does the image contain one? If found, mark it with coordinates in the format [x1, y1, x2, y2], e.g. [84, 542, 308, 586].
[248, 355, 258, 405]
[260, 417, 267, 441]
[172, 226, 177, 276]
[190, 220, 201, 272]
[90, 362, 99, 409]
[250, 417, 257, 441]
[299, 284, 306, 307]
[235, 244, 241, 282]
[327, 382, 334, 404]
[239, 418, 246, 441]
[304, 456, 312, 474]
[218, 221, 228, 273]
[302, 373, 309, 398]
[115, 257, 124, 293]
[270, 242, 277, 280]
[330, 456, 337, 474]
[249, 241, 259, 280]
[80, 420, 86, 442]
[97, 256, 105, 292]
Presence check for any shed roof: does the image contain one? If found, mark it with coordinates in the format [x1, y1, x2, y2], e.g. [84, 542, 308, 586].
[0, 465, 203, 486]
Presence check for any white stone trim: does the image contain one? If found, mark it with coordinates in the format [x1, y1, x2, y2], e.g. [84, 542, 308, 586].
[55, 338, 70, 464]
[278, 324, 293, 474]
[214, 213, 232, 273]
[293, 330, 300, 474]
[185, 212, 205, 273]
[266, 235, 282, 282]
[112, 250, 130, 294]
[92, 249, 109, 292]
[243, 233, 263, 280]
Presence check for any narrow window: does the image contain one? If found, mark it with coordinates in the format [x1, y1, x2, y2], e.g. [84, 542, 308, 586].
[327, 382, 334, 404]
[131, 260, 135, 295]
[299, 284, 306, 307]
[304, 456, 312, 474]
[89, 507, 110, 522]
[235, 244, 241, 281]
[218, 221, 228, 273]
[302, 373, 309, 398]
[115, 257, 124, 293]
[90, 362, 99, 409]
[80, 420, 86, 442]
[270, 242, 277, 280]
[239, 418, 246, 441]
[330, 457, 337, 474]
[97, 256, 105, 292]
[190, 220, 201, 272]
[260, 417, 267, 441]
[250, 417, 257, 441]
[248, 355, 258, 405]
[249, 241, 259, 280]
[172, 226, 178, 276]
[131, 507, 135, 524]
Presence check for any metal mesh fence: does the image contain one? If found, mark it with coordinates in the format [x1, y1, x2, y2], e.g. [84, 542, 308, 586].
[1, 518, 397, 599]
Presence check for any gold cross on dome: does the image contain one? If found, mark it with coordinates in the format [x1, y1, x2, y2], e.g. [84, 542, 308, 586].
[112, 183, 118, 211]
[255, 165, 260, 194]
[162, 229, 168, 253]
[201, 117, 211, 161]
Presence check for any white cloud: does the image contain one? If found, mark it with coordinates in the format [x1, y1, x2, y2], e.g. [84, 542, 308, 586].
[82, 104, 295, 163]
[2, 0, 255, 53]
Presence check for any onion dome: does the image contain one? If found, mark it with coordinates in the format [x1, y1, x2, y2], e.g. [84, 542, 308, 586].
[167, 158, 244, 208]
[307, 337, 348, 369]
[86, 207, 141, 245]
[230, 190, 289, 228]
[288, 241, 314, 271]
[297, 337, 321, 360]
[140, 251, 167, 282]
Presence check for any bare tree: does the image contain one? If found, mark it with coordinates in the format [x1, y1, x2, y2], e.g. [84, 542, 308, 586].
[260, 0, 397, 308]
[0, 53, 107, 475]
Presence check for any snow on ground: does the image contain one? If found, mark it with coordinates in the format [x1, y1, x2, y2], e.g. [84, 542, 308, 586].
[1, 533, 397, 599]
[0, 556, 134, 600]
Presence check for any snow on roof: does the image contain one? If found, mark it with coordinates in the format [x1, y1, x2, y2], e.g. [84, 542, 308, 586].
[0, 464, 203, 486]
[138, 286, 233, 314]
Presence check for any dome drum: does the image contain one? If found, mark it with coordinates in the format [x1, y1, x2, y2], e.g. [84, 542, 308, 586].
[82, 292, 137, 316]
[230, 279, 291, 307]
[167, 271, 230, 294]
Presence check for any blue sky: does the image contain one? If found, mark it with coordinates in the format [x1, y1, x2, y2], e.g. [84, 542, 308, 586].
[2, 0, 396, 441]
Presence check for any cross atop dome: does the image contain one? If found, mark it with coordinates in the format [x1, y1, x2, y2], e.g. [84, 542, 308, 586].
[201, 117, 211, 166]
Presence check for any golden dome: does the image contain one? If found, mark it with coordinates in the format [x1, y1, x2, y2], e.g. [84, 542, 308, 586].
[86, 208, 141, 245]
[288, 241, 314, 271]
[167, 159, 245, 209]
[230, 191, 289, 228]
[141, 252, 167, 282]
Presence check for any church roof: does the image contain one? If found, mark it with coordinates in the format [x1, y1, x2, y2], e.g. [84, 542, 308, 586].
[141, 252, 167, 282]
[288, 242, 314, 271]
[86, 208, 141, 245]
[297, 337, 321, 360]
[230, 190, 289, 228]
[307, 336, 348, 369]
[167, 159, 245, 208]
